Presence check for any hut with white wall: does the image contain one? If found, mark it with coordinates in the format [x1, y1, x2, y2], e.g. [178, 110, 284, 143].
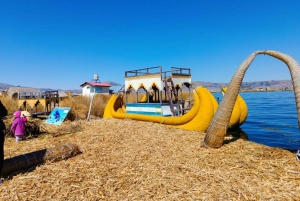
[80, 74, 111, 97]
[80, 82, 111, 97]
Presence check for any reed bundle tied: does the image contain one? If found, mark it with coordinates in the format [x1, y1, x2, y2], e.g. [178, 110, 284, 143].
[1, 119, 300, 200]
[1, 143, 80, 176]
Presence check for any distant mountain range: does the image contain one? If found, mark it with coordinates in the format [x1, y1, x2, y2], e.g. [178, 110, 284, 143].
[192, 80, 293, 91]
[0, 83, 14, 90]
[105, 80, 294, 91]
[0, 82, 82, 94]
[0, 80, 293, 93]
[105, 81, 123, 86]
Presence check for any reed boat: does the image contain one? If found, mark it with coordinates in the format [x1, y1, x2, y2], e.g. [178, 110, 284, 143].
[104, 66, 248, 132]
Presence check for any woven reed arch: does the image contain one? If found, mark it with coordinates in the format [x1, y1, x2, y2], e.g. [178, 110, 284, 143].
[203, 50, 300, 148]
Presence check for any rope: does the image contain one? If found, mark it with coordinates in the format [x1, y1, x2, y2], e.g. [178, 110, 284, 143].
[211, 118, 226, 126]
[211, 119, 228, 133]
[205, 133, 226, 140]
[22, 154, 31, 165]
[160, 117, 170, 124]
[64, 144, 75, 159]
[200, 140, 210, 148]
[33, 152, 39, 164]
[218, 107, 231, 112]
[201, 135, 225, 148]
[296, 150, 300, 161]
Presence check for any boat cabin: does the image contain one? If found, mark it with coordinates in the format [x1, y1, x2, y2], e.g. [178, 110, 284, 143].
[124, 66, 192, 116]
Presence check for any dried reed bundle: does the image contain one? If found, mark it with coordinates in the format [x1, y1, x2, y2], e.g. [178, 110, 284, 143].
[1, 144, 80, 176]
[43, 143, 81, 161]
[0, 119, 299, 200]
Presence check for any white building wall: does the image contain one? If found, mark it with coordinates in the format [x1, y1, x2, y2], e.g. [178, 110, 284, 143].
[125, 74, 163, 91]
[82, 85, 90, 97]
[82, 85, 110, 97]
[125, 73, 191, 91]
[172, 75, 191, 89]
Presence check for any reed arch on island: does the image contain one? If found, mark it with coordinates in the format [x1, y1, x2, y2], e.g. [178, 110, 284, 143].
[203, 50, 300, 148]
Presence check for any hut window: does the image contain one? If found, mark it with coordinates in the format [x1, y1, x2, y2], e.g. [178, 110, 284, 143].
[95, 87, 102, 93]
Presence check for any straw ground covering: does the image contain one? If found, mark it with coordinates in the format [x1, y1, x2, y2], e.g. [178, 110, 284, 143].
[0, 119, 300, 200]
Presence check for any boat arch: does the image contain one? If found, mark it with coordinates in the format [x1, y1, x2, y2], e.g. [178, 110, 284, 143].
[203, 50, 300, 148]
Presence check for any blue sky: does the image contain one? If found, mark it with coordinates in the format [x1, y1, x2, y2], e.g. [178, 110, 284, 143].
[1, 0, 300, 90]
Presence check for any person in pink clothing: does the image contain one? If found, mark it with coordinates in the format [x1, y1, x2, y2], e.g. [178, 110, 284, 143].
[11, 110, 27, 142]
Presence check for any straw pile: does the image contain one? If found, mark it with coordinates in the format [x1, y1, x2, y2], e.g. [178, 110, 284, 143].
[1, 118, 300, 200]
[3, 118, 82, 138]
[4, 117, 41, 138]
[40, 120, 82, 137]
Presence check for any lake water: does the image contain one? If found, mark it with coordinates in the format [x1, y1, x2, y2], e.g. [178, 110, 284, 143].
[213, 91, 300, 151]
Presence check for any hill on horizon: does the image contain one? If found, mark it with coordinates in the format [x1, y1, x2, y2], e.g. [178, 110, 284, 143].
[193, 80, 292, 91]
[0, 79, 293, 92]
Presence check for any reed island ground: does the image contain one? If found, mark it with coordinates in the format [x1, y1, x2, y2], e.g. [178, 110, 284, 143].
[1, 118, 299, 200]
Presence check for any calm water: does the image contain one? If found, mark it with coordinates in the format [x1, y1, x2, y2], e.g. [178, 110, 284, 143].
[213, 91, 300, 150]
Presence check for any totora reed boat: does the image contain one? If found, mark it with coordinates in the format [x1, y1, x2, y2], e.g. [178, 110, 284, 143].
[104, 66, 248, 132]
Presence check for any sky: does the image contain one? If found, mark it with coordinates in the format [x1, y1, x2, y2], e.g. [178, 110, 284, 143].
[0, 0, 300, 90]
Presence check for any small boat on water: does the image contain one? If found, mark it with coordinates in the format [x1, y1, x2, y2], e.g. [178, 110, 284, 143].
[104, 66, 247, 132]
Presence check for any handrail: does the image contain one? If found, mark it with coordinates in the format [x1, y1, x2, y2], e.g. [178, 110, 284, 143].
[171, 67, 191, 75]
[125, 66, 191, 79]
[125, 66, 162, 77]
